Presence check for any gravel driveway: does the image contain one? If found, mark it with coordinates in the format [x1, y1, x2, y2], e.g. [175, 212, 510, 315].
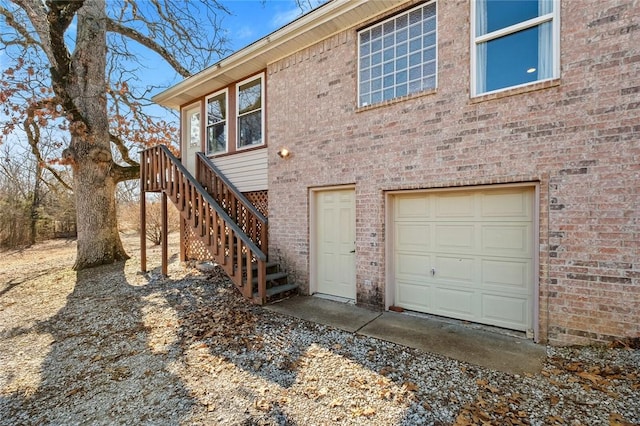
[1, 234, 638, 425]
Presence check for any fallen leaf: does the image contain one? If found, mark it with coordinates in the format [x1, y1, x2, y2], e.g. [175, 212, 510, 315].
[578, 371, 603, 384]
[545, 415, 565, 424]
[255, 399, 270, 411]
[328, 398, 343, 407]
[66, 387, 83, 397]
[609, 412, 635, 426]
[403, 381, 419, 392]
[362, 407, 376, 417]
[486, 385, 500, 394]
[379, 389, 393, 399]
[379, 366, 394, 376]
[565, 362, 584, 372]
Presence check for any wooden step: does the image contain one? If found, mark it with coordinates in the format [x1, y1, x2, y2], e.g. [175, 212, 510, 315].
[252, 271, 288, 285]
[244, 261, 279, 272]
[253, 283, 299, 299]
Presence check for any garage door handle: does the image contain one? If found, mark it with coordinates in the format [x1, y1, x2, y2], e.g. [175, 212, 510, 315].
[350, 249, 356, 253]
[431, 268, 436, 276]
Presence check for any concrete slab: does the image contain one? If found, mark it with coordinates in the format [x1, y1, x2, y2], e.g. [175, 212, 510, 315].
[265, 295, 381, 333]
[359, 311, 546, 375]
[265, 296, 546, 375]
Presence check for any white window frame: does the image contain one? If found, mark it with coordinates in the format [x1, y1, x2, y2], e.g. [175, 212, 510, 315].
[470, 0, 560, 97]
[236, 73, 265, 151]
[357, 1, 438, 107]
[205, 88, 228, 155]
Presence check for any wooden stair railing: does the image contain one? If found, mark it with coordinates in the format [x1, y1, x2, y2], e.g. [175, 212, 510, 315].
[195, 152, 268, 255]
[140, 145, 268, 304]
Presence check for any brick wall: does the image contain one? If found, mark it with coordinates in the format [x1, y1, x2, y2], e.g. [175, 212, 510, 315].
[266, 0, 639, 345]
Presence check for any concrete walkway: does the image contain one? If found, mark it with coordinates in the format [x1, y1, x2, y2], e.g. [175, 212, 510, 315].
[265, 296, 546, 375]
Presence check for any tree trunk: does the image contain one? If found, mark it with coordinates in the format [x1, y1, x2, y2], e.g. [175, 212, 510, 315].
[73, 152, 128, 269]
[29, 160, 41, 246]
[66, 0, 128, 269]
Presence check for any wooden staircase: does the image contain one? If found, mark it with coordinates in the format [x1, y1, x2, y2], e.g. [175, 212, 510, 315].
[140, 145, 296, 304]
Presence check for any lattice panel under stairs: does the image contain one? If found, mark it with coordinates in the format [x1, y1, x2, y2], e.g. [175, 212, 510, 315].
[244, 190, 269, 217]
[183, 221, 213, 261]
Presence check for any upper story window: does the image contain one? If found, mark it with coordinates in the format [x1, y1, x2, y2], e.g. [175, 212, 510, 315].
[472, 0, 559, 96]
[206, 90, 227, 154]
[358, 1, 437, 107]
[237, 75, 263, 149]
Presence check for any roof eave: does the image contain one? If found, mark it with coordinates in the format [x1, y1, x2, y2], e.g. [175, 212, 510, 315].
[152, 0, 405, 110]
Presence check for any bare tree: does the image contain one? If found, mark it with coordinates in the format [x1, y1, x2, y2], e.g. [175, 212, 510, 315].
[0, 0, 230, 269]
[0, 144, 33, 248]
[0, 131, 75, 248]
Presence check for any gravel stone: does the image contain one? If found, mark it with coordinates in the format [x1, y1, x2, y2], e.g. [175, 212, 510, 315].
[1, 234, 638, 425]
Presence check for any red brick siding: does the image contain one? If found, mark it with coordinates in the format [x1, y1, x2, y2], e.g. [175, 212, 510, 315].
[266, 0, 639, 345]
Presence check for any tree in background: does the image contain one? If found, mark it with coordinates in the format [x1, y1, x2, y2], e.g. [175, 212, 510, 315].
[0, 0, 229, 268]
[0, 144, 35, 248]
[0, 134, 75, 248]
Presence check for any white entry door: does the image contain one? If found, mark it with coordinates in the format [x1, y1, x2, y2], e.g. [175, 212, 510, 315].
[392, 186, 535, 331]
[315, 188, 356, 299]
[182, 103, 201, 175]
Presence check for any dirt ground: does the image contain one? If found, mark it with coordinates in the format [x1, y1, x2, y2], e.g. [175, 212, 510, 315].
[1, 233, 639, 425]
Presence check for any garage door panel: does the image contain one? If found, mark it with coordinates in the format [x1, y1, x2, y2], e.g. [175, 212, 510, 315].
[481, 190, 531, 219]
[396, 281, 432, 310]
[481, 294, 529, 329]
[435, 192, 475, 218]
[434, 256, 475, 286]
[434, 287, 474, 318]
[395, 196, 430, 220]
[482, 259, 531, 291]
[396, 223, 431, 251]
[435, 224, 475, 251]
[396, 253, 432, 280]
[481, 224, 531, 257]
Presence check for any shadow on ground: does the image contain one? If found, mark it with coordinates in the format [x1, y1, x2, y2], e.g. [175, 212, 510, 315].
[0, 261, 194, 424]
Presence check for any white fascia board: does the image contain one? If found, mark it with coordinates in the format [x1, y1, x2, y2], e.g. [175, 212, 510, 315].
[153, 0, 405, 110]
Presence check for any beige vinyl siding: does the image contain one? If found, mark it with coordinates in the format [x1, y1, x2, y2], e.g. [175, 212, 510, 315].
[211, 148, 268, 192]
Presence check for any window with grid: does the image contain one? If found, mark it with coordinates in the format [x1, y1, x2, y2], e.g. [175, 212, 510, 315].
[206, 90, 227, 154]
[237, 75, 263, 149]
[472, 0, 558, 96]
[358, 2, 437, 107]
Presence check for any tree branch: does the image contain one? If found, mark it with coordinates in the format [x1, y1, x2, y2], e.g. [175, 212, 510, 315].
[105, 18, 191, 78]
[111, 162, 139, 184]
[24, 109, 73, 192]
[0, 4, 42, 49]
[110, 133, 139, 167]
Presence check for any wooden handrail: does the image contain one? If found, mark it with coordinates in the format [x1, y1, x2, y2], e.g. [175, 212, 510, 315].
[195, 152, 268, 255]
[141, 145, 267, 303]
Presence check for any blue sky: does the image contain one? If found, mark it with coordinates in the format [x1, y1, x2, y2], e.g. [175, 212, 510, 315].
[143, 0, 319, 101]
[224, 0, 310, 51]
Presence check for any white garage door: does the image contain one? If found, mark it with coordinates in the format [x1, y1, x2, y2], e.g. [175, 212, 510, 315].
[393, 187, 535, 331]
